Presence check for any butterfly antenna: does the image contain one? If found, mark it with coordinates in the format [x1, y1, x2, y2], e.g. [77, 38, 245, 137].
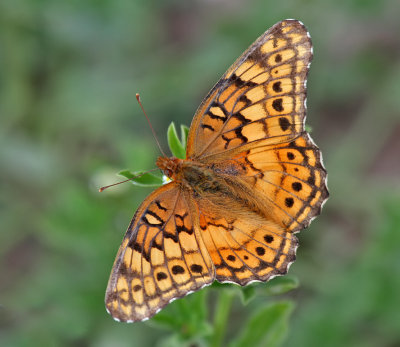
[99, 169, 159, 192]
[136, 93, 167, 158]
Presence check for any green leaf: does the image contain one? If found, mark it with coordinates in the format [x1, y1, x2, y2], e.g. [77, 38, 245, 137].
[156, 333, 183, 347]
[150, 312, 181, 331]
[263, 276, 299, 296]
[210, 289, 236, 347]
[238, 285, 256, 305]
[187, 287, 208, 322]
[150, 290, 211, 339]
[157, 333, 208, 347]
[230, 300, 295, 347]
[210, 281, 226, 289]
[180, 124, 189, 149]
[167, 122, 186, 159]
[118, 170, 162, 187]
[210, 282, 256, 305]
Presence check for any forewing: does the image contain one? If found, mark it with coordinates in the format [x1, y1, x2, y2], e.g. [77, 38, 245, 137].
[105, 183, 215, 322]
[186, 19, 312, 160]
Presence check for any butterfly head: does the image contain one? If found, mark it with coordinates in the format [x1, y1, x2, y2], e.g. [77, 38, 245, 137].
[156, 156, 183, 181]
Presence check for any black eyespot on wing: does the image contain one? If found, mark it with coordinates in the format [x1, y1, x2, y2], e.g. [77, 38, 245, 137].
[171, 265, 185, 275]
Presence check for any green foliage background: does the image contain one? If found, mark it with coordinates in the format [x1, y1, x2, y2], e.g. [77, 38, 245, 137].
[1, 0, 400, 346]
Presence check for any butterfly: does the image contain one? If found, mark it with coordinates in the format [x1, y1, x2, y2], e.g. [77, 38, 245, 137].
[105, 19, 329, 322]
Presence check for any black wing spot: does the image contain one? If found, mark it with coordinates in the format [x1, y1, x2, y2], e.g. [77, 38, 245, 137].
[256, 247, 266, 256]
[285, 197, 294, 208]
[171, 265, 185, 275]
[156, 272, 168, 281]
[292, 182, 303, 191]
[190, 264, 203, 273]
[287, 152, 295, 160]
[227, 255, 236, 262]
[279, 117, 290, 131]
[272, 81, 282, 93]
[133, 285, 142, 292]
[275, 54, 282, 63]
[264, 234, 274, 243]
[272, 98, 284, 112]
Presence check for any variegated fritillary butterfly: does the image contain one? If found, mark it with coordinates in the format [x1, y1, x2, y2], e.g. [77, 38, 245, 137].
[105, 19, 329, 322]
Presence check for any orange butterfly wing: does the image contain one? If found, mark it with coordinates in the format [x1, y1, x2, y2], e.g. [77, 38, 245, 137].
[232, 132, 328, 233]
[192, 193, 298, 285]
[187, 19, 312, 160]
[105, 183, 215, 322]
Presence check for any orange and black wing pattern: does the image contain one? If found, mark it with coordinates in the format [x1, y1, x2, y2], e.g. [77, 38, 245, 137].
[193, 195, 298, 285]
[105, 184, 215, 322]
[231, 132, 328, 233]
[186, 19, 313, 161]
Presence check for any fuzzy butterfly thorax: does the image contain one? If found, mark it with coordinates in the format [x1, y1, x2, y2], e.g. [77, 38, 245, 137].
[105, 19, 329, 323]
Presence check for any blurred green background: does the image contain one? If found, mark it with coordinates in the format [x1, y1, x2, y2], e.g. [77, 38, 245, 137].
[1, 0, 400, 346]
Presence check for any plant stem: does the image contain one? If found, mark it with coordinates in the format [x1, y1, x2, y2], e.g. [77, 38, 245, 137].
[211, 290, 234, 347]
